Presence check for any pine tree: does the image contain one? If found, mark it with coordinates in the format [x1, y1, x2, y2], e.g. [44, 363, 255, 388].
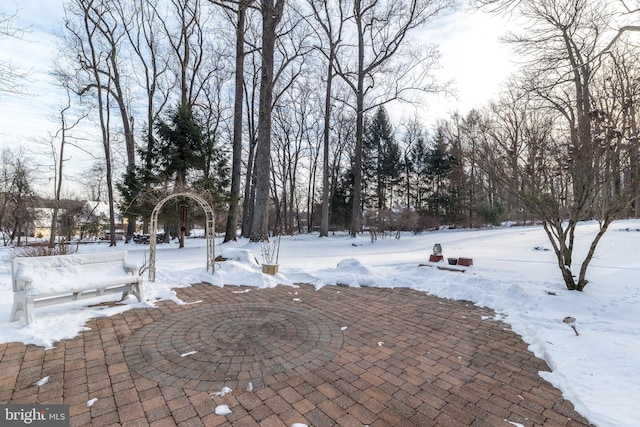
[409, 135, 430, 211]
[154, 104, 204, 188]
[330, 167, 354, 231]
[426, 128, 457, 223]
[364, 107, 402, 210]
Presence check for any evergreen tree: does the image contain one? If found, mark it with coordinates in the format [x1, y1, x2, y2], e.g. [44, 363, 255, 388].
[426, 128, 457, 223]
[409, 135, 431, 211]
[192, 126, 231, 210]
[154, 104, 204, 188]
[330, 167, 354, 231]
[407, 126, 458, 225]
[363, 107, 402, 210]
[117, 127, 165, 235]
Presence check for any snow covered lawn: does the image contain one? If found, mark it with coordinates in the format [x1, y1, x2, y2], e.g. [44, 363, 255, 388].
[0, 220, 638, 427]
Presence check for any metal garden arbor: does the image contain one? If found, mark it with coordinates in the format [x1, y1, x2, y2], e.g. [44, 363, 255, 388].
[148, 192, 215, 282]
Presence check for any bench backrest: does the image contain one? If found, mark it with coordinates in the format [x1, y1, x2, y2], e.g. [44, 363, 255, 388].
[12, 251, 130, 293]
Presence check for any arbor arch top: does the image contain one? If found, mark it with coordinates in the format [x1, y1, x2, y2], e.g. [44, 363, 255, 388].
[148, 191, 215, 282]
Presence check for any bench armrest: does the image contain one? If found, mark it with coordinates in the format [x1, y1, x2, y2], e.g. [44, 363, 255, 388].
[123, 262, 139, 275]
[14, 275, 33, 293]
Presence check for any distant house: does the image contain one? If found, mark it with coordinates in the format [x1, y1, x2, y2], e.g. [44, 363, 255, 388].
[32, 199, 124, 240]
[32, 208, 55, 239]
[80, 200, 125, 240]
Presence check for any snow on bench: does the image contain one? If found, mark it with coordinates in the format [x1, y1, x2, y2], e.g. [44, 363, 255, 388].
[10, 251, 144, 325]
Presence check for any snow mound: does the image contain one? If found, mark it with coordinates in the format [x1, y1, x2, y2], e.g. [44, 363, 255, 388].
[308, 258, 378, 287]
[217, 248, 259, 265]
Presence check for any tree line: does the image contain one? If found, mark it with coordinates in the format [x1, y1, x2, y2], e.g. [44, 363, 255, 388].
[2, 0, 640, 290]
[45, 0, 455, 246]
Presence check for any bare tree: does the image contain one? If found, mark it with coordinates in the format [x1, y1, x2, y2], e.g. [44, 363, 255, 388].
[62, 0, 121, 246]
[332, 0, 454, 237]
[85, 162, 107, 202]
[0, 6, 29, 94]
[477, 0, 640, 290]
[209, 0, 255, 242]
[0, 149, 38, 246]
[271, 78, 320, 234]
[590, 43, 640, 217]
[162, 0, 210, 108]
[118, 0, 171, 172]
[46, 88, 86, 248]
[114, 0, 173, 236]
[249, 0, 285, 242]
[74, 1, 137, 229]
[240, 26, 261, 238]
[306, 0, 345, 237]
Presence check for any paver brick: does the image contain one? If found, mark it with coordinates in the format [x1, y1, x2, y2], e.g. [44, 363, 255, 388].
[291, 397, 315, 415]
[119, 401, 146, 422]
[304, 407, 335, 426]
[317, 398, 346, 419]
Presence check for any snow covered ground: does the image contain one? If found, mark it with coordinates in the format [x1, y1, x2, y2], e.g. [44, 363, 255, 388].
[1, 220, 639, 427]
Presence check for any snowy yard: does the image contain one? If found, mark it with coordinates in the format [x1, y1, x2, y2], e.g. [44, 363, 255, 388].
[1, 220, 639, 427]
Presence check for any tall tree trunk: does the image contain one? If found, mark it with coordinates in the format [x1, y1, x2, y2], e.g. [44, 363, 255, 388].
[249, 0, 284, 242]
[224, 2, 247, 242]
[48, 100, 73, 249]
[241, 138, 256, 237]
[124, 114, 136, 242]
[320, 49, 334, 237]
[103, 98, 117, 247]
[350, 0, 365, 237]
[82, 6, 117, 247]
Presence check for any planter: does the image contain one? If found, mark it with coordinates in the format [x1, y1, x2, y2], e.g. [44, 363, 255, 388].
[262, 264, 279, 275]
[457, 257, 474, 267]
[447, 258, 458, 265]
[429, 254, 444, 262]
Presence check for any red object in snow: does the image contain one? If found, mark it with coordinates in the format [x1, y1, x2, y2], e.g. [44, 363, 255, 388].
[457, 257, 474, 267]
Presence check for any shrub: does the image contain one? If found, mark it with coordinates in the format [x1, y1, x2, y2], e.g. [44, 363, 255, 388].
[12, 243, 79, 258]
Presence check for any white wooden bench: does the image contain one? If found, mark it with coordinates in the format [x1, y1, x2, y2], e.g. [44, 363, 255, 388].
[10, 251, 145, 325]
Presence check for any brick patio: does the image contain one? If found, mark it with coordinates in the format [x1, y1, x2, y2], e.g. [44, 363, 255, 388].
[0, 283, 594, 426]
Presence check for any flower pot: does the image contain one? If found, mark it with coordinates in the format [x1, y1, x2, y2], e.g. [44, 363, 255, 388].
[447, 258, 458, 265]
[457, 257, 473, 267]
[262, 264, 279, 275]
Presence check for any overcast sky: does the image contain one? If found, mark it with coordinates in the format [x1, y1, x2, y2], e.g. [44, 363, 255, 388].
[0, 0, 514, 196]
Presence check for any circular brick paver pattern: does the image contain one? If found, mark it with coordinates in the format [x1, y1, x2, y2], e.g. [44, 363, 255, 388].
[123, 302, 343, 391]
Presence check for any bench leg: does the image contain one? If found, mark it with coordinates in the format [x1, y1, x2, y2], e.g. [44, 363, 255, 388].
[10, 300, 23, 322]
[121, 280, 145, 303]
[25, 302, 34, 324]
[132, 280, 145, 302]
[10, 295, 34, 324]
